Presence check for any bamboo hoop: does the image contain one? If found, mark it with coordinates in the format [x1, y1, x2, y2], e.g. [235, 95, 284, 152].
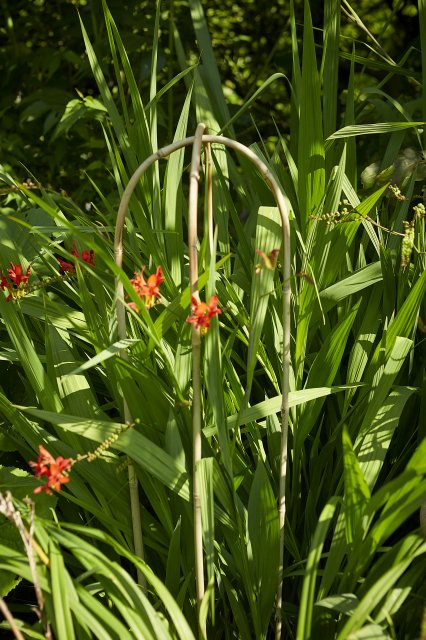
[114, 130, 291, 639]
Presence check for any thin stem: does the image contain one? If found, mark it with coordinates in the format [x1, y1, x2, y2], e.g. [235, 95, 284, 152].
[119, 375, 146, 590]
[0, 597, 25, 640]
[26, 500, 47, 632]
[189, 123, 207, 639]
[114, 132, 291, 640]
[128, 460, 146, 589]
[0, 493, 51, 638]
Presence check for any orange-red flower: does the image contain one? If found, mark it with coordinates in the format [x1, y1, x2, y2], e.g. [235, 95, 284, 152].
[186, 295, 221, 335]
[7, 263, 31, 287]
[1, 263, 31, 301]
[29, 445, 73, 495]
[130, 266, 164, 309]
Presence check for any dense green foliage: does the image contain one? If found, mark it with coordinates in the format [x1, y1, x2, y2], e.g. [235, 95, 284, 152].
[0, 0, 426, 638]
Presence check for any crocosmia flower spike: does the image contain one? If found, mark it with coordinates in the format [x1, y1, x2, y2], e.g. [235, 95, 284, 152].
[130, 265, 164, 310]
[1, 262, 31, 301]
[186, 295, 221, 335]
[29, 445, 73, 495]
[58, 241, 95, 273]
[57, 257, 75, 273]
[7, 262, 31, 287]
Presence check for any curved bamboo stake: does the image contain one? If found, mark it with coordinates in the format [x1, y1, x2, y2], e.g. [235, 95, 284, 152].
[188, 123, 207, 637]
[114, 132, 291, 639]
[113, 233, 146, 590]
[206, 142, 214, 257]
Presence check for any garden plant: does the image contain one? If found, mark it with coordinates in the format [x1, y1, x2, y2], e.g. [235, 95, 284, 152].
[1, 0, 426, 638]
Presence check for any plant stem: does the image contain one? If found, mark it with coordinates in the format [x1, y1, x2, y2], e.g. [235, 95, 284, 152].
[0, 597, 25, 640]
[128, 458, 146, 588]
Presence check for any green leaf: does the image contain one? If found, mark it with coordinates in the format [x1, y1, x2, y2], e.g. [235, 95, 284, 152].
[188, 0, 231, 129]
[322, 0, 340, 139]
[205, 291, 232, 476]
[202, 385, 360, 437]
[297, 499, 338, 640]
[203, 385, 359, 437]
[336, 543, 426, 639]
[342, 427, 370, 545]
[315, 593, 359, 616]
[79, 13, 137, 171]
[345, 624, 392, 639]
[356, 386, 415, 491]
[164, 84, 193, 288]
[313, 262, 383, 324]
[297, 299, 361, 446]
[245, 207, 282, 406]
[68, 339, 141, 375]
[297, 0, 325, 233]
[50, 541, 76, 640]
[58, 523, 197, 640]
[327, 121, 424, 141]
[0, 294, 62, 413]
[53, 96, 107, 139]
[247, 461, 280, 636]
[165, 518, 182, 597]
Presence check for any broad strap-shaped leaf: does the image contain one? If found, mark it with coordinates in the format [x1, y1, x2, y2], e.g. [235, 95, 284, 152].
[198, 458, 216, 624]
[356, 337, 412, 440]
[297, 0, 325, 235]
[247, 461, 280, 637]
[202, 385, 361, 437]
[356, 386, 415, 491]
[342, 427, 370, 545]
[245, 206, 282, 407]
[164, 85, 193, 288]
[296, 498, 338, 640]
[50, 540, 77, 640]
[327, 121, 424, 142]
[296, 299, 361, 447]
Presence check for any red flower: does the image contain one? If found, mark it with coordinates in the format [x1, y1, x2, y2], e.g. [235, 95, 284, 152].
[1, 263, 30, 301]
[57, 257, 75, 273]
[7, 263, 31, 287]
[29, 445, 72, 495]
[130, 266, 164, 309]
[58, 242, 95, 273]
[186, 295, 221, 335]
[81, 249, 95, 266]
[73, 241, 95, 267]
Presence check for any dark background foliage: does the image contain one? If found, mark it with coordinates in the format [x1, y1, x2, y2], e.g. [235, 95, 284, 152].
[0, 0, 422, 196]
